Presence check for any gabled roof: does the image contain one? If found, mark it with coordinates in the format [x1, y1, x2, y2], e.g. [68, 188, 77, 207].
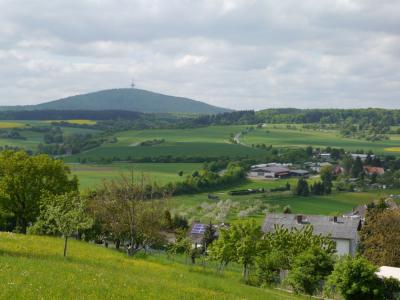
[262, 213, 361, 240]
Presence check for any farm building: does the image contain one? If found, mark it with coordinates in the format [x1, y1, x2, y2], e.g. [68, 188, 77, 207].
[262, 213, 362, 256]
[248, 166, 290, 179]
[248, 163, 308, 179]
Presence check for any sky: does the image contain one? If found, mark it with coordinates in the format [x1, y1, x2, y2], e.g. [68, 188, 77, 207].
[0, 0, 399, 110]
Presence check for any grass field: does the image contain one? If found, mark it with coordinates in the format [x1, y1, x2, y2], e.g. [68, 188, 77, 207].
[0, 233, 302, 300]
[112, 125, 249, 146]
[65, 125, 267, 162]
[241, 126, 400, 155]
[0, 121, 26, 129]
[385, 147, 400, 153]
[66, 142, 265, 162]
[48, 119, 97, 125]
[0, 130, 45, 150]
[69, 162, 203, 188]
[1, 122, 399, 159]
[0, 120, 101, 150]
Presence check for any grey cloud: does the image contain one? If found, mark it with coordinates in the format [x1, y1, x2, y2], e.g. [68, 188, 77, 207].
[0, 0, 399, 109]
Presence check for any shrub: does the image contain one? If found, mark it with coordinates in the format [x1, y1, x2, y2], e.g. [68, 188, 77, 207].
[325, 255, 383, 300]
[287, 247, 334, 295]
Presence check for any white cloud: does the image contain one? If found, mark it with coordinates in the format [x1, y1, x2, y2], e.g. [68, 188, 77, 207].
[175, 55, 208, 67]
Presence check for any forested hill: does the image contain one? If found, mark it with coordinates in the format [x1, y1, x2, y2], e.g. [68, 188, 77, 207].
[0, 88, 231, 114]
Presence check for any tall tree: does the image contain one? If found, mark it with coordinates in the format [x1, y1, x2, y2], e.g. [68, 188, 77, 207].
[0, 150, 78, 233]
[201, 222, 216, 252]
[294, 178, 309, 196]
[320, 165, 333, 194]
[352, 157, 364, 178]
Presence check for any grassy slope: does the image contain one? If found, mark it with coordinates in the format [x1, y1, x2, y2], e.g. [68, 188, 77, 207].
[69, 162, 203, 189]
[0, 233, 301, 300]
[241, 126, 400, 155]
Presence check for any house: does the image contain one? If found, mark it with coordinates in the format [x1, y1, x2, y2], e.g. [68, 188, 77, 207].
[376, 266, 400, 281]
[310, 162, 332, 173]
[351, 153, 374, 161]
[248, 166, 290, 179]
[319, 153, 331, 160]
[333, 165, 344, 175]
[364, 166, 385, 175]
[262, 213, 362, 256]
[188, 222, 228, 246]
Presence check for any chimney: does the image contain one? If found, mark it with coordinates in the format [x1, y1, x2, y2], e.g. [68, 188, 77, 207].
[296, 215, 303, 223]
[333, 216, 338, 223]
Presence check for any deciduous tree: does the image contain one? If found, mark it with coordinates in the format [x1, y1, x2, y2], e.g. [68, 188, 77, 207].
[33, 192, 93, 257]
[88, 174, 169, 256]
[0, 150, 78, 233]
[360, 207, 400, 267]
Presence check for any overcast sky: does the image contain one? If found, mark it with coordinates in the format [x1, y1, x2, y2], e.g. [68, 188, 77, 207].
[0, 0, 399, 110]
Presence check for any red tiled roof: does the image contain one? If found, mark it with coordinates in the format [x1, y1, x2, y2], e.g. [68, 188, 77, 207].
[364, 166, 385, 175]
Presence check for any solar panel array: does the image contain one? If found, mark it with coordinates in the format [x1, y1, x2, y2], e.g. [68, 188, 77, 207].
[191, 223, 206, 234]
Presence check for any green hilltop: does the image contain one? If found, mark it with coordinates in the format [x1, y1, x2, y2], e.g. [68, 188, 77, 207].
[0, 88, 231, 114]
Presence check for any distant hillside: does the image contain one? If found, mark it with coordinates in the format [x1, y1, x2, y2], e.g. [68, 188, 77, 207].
[0, 88, 231, 114]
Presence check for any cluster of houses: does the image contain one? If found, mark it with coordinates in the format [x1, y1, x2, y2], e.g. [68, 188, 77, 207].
[188, 199, 399, 257]
[317, 152, 374, 161]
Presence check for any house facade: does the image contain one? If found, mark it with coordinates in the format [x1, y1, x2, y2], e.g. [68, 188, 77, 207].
[262, 213, 362, 256]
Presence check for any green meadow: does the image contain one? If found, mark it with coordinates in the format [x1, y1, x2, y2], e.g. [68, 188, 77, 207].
[112, 125, 249, 146]
[66, 125, 265, 162]
[67, 142, 264, 162]
[0, 233, 302, 300]
[241, 126, 400, 155]
[69, 162, 203, 189]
